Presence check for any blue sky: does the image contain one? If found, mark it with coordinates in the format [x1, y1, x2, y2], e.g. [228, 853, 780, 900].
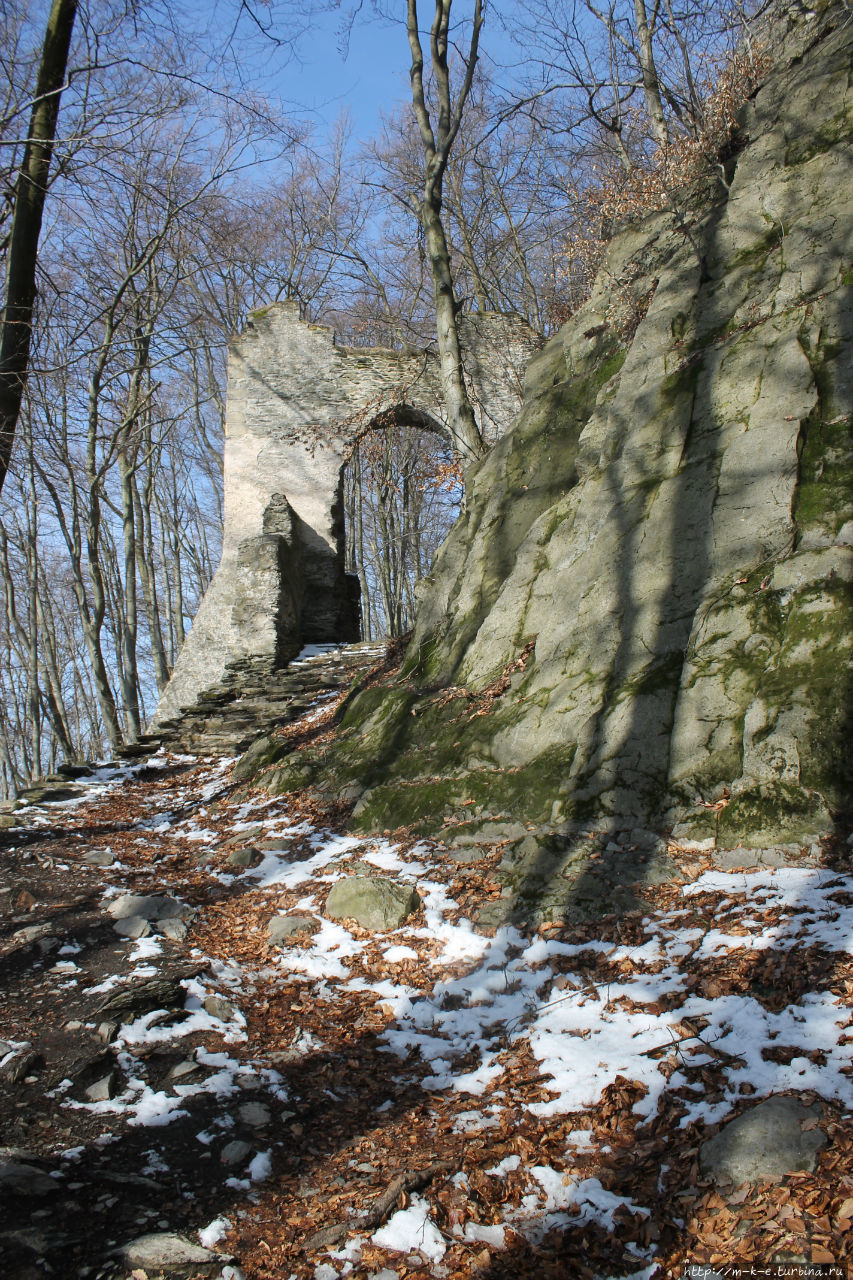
[273, 8, 414, 138]
[258, 4, 523, 143]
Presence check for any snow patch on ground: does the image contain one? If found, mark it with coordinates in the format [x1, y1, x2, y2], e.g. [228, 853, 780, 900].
[35, 749, 852, 1276]
[199, 1215, 232, 1247]
[371, 1193, 447, 1261]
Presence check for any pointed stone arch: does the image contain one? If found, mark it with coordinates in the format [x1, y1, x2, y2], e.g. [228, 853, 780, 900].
[341, 401, 458, 641]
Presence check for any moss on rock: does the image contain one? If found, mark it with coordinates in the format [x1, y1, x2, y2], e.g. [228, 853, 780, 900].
[717, 783, 833, 848]
[349, 743, 579, 837]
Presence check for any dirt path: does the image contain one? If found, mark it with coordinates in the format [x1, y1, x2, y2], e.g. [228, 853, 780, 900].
[1, 686, 851, 1280]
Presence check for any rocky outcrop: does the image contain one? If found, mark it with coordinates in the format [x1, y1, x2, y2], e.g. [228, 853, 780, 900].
[249, 1, 852, 872]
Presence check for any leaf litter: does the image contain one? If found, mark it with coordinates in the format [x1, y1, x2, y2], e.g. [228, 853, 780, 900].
[0, 688, 851, 1279]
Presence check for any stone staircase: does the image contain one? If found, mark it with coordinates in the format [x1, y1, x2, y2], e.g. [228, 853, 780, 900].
[121, 642, 387, 761]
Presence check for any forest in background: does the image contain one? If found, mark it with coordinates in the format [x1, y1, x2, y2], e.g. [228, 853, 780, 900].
[0, 0, 764, 792]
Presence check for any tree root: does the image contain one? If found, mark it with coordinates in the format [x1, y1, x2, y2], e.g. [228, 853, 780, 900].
[304, 1159, 453, 1253]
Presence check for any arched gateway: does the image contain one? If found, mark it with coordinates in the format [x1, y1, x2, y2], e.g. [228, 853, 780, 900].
[153, 301, 539, 726]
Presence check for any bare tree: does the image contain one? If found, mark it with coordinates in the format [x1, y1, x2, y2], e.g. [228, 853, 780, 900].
[369, 73, 577, 336]
[344, 424, 462, 639]
[407, 0, 485, 462]
[510, 0, 751, 176]
[0, 0, 78, 494]
[632, 0, 668, 147]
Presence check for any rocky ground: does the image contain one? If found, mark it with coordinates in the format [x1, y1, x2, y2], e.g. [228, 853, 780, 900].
[1, 646, 852, 1280]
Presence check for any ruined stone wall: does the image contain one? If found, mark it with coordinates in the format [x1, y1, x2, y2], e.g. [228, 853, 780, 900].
[153, 303, 539, 727]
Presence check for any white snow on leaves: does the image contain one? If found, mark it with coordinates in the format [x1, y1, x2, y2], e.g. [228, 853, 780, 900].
[40, 751, 853, 1275]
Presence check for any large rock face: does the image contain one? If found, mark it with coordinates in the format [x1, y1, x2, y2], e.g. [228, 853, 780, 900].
[252, 3, 852, 864]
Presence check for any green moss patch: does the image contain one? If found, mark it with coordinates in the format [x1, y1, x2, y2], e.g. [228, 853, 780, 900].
[717, 782, 833, 848]
[349, 742, 578, 836]
[763, 581, 853, 803]
[784, 96, 853, 166]
[793, 405, 853, 539]
[728, 225, 785, 271]
[231, 732, 290, 781]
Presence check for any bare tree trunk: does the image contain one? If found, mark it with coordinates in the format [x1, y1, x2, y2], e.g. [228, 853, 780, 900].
[663, 0, 702, 134]
[407, 0, 485, 463]
[70, 661, 102, 754]
[0, 0, 78, 491]
[633, 0, 668, 149]
[114, 314, 154, 742]
[35, 586, 75, 760]
[375, 436, 396, 635]
[0, 735, 21, 799]
[348, 446, 371, 638]
[118, 446, 142, 740]
[157, 511, 178, 664]
[171, 527, 187, 652]
[39, 467, 123, 752]
[24, 455, 43, 776]
[132, 464, 171, 692]
[447, 163, 490, 312]
[84, 460, 123, 750]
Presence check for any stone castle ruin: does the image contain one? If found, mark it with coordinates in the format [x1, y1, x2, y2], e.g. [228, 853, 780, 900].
[153, 301, 539, 726]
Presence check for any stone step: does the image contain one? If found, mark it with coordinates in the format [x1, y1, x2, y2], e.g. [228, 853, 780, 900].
[128, 640, 387, 764]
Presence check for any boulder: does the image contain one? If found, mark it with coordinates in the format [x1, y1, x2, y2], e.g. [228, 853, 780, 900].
[238, 1101, 271, 1128]
[13, 923, 54, 944]
[84, 1072, 116, 1102]
[699, 1096, 827, 1185]
[325, 876, 421, 931]
[267, 914, 319, 944]
[84, 849, 116, 867]
[202, 995, 235, 1022]
[1, 1050, 42, 1084]
[112, 915, 150, 939]
[220, 1140, 252, 1166]
[226, 847, 263, 868]
[159, 917, 188, 941]
[231, 732, 286, 781]
[16, 782, 85, 805]
[106, 893, 185, 921]
[55, 762, 94, 779]
[0, 1159, 58, 1196]
[97, 976, 187, 1020]
[262, 3, 853, 876]
[115, 1232, 220, 1270]
[168, 1059, 201, 1082]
